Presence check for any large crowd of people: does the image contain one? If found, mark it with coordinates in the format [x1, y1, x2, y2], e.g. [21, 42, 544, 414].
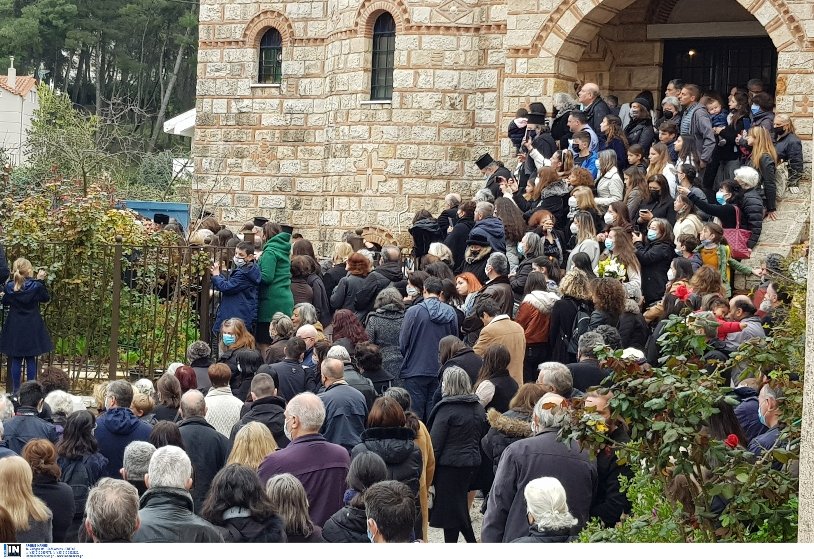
[0, 77, 803, 544]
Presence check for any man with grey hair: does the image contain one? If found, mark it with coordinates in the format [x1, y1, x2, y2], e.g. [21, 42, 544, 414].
[95, 379, 152, 478]
[258, 392, 350, 526]
[85, 478, 141, 542]
[537, 362, 582, 399]
[121, 441, 156, 496]
[475, 152, 512, 199]
[479, 252, 513, 316]
[133, 445, 223, 542]
[568, 332, 609, 393]
[482, 392, 597, 542]
[177, 390, 230, 512]
[325, 345, 376, 408]
[318, 357, 367, 451]
[438, 193, 461, 233]
[471, 201, 506, 253]
[296, 324, 319, 369]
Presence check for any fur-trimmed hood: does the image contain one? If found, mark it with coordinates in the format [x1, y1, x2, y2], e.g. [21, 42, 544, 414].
[464, 244, 492, 264]
[624, 298, 642, 314]
[522, 290, 560, 313]
[487, 408, 532, 438]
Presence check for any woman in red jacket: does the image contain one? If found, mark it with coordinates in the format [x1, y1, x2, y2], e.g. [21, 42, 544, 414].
[514, 272, 560, 382]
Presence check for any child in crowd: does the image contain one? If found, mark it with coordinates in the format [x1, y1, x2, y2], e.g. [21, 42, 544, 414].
[626, 144, 648, 174]
[211, 241, 261, 337]
[657, 122, 679, 163]
[692, 223, 754, 297]
[509, 108, 529, 154]
[572, 130, 598, 179]
[706, 96, 730, 147]
[706, 295, 747, 339]
[0, 258, 53, 394]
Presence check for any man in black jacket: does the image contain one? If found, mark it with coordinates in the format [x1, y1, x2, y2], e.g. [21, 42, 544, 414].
[2, 381, 58, 454]
[177, 391, 230, 513]
[445, 201, 476, 273]
[475, 153, 513, 199]
[568, 331, 610, 393]
[354, 245, 407, 314]
[437, 193, 461, 234]
[133, 445, 223, 542]
[578, 83, 611, 139]
[231, 372, 289, 448]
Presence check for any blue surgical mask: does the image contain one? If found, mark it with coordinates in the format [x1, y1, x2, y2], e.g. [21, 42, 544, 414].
[751, 104, 760, 115]
[604, 239, 614, 251]
[517, 242, 525, 256]
[675, 248, 683, 256]
[757, 401, 767, 427]
[701, 239, 714, 248]
[366, 521, 375, 543]
[647, 230, 658, 241]
[222, 333, 236, 346]
[716, 192, 727, 205]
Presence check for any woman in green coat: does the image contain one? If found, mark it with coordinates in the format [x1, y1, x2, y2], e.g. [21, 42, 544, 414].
[256, 222, 294, 350]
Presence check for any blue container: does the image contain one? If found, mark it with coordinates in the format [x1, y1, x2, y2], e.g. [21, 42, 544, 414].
[122, 200, 191, 230]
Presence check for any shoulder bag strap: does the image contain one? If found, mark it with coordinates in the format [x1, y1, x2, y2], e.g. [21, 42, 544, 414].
[732, 205, 742, 229]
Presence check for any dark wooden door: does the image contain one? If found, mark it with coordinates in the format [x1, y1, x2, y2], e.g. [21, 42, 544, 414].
[662, 37, 777, 98]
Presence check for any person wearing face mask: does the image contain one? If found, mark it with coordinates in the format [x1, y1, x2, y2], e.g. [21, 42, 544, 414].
[689, 222, 758, 298]
[210, 241, 261, 339]
[772, 114, 803, 195]
[632, 218, 675, 306]
[566, 211, 600, 272]
[747, 384, 784, 458]
[657, 96, 681, 129]
[623, 97, 655, 154]
[746, 92, 775, 133]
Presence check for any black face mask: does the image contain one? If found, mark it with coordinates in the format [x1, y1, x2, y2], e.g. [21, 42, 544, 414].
[773, 126, 785, 136]
[663, 110, 674, 119]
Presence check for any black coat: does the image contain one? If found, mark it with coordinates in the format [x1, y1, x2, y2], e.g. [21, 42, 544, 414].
[511, 526, 573, 543]
[427, 394, 487, 468]
[0, 278, 53, 356]
[624, 118, 655, 152]
[481, 408, 532, 472]
[551, 110, 573, 149]
[440, 348, 483, 386]
[549, 297, 593, 364]
[268, 359, 316, 402]
[153, 405, 179, 422]
[409, 218, 442, 260]
[634, 239, 673, 305]
[323, 263, 348, 303]
[322, 505, 368, 543]
[584, 98, 611, 136]
[217, 514, 287, 543]
[177, 417, 231, 513]
[437, 206, 459, 234]
[306, 273, 331, 325]
[567, 359, 609, 393]
[485, 166, 514, 199]
[618, 310, 650, 351]
[445, 218, 475, 273]
[753, 153, 777, 212]
[32, 473, 76, 543]
[231, 395, 289, 448]
[486, 373, 518, 413]
[591, 425, 633, 526]
[638, 196, 676, 225]
[352, 427, 422, 496]
[133, 487, 224, 542]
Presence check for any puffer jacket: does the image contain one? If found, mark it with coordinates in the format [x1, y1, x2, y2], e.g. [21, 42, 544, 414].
[624, 118, 655, 152]
[217, 512, 287, 543]
[352, 427, 423, 495]
[211, 262, 261, 335]
[633, 239, 674, 305]
[595, 168, 624, 209]
[617, 299, 649, 351]
[481, 408, 532, 472]
[230, 395, 288, 448]
[322, 505, 368, 543]
[740, 187, 766, 248]
[427, 394, 487, 468]
[511, 526, 574, 543]
[133, 487, 224, 542]
[470, 216, 507, 254]
[514, 290, 559, 344]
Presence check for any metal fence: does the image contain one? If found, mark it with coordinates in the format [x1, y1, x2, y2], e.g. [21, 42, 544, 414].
[0, 239, 232, 393]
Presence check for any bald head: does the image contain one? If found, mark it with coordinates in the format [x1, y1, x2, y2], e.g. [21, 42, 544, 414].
[286, 392, 326, 436]
[321, 358, 345, 385]
[729, 295, 756, 320]
[296, 324, 318, 349]
[578, 82, 600, 104]
[180, 390, 205, 418]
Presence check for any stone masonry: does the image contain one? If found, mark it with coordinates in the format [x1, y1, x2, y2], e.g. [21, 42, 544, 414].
[193, 0, 813, 257]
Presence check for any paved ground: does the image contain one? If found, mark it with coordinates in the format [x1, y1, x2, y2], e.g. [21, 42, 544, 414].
[427, 496, 485, 543]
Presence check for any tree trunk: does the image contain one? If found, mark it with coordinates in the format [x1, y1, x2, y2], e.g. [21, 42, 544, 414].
[95, 36, 103, 116]
[73, 48, 86, 103]
[147, 27, 190, 153]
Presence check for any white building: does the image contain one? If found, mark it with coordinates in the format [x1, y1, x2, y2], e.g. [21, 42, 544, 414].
[0, 59, 38, 165]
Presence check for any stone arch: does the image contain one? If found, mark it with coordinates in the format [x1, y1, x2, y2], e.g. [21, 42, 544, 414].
[356, 0, 410, 38]
[243, 10, 295, 47]
[531, 0, 808, 64]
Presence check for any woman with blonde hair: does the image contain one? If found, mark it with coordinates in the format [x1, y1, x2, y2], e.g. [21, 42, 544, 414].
[566, 211, 600, 271]
[602, 227, 642, 291]
[568, 185, 603, 234]
[324, 242, 353, 297]
[0, 456, 53, 542]
[0, 258, 52, 394]
[227, 422, 278, 470]
[646, 143, 678, 197]
[548, 269, 594, 365]
[266, 473, 324, 542]
[594, 150, 624, 210]
[746, 125, 778, 220]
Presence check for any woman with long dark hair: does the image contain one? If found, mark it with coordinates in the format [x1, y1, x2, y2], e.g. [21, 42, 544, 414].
[473, 345, 519, 413]
[201, 464, 286, 542]
[56, 411, 108, 542]
[330, 309, 369, 354]
[323, 452, 389, 542]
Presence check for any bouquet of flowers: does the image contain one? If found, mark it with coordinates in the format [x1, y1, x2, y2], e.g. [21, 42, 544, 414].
[596, 257, 627, 280]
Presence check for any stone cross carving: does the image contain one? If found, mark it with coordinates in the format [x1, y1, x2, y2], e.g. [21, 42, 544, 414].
[354, 149, 387, 192]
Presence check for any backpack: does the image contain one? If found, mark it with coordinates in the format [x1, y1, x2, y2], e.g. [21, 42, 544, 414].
[60, 459, 92, 519]
[566, 300, 592, 355]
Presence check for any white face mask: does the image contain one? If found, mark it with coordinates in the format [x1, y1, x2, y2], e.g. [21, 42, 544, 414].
[604, 212, 614, 224]
[406, 285, 419, 298]
[759, 299, 773, 312]
[570, 223, 578, 235]
[667, 269, 676, 281]
[283, 417, 292, 440]
[568, 196, 577, 208]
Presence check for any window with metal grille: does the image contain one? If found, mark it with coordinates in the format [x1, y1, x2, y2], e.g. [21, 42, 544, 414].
[258, 28, 282, 84]
[371, 13, 396, 101]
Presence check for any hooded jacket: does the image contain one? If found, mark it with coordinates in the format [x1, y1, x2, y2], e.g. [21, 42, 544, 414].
[258, 232, 294, 322]
[231, 394, 289, 448]
[217, 512, 287, 543]
[95, 407, 152, 478]
[342, 363, 378, 410]
[409, 218, 442, 260]
[352, 427, 423, 495]
[427, 394, 487, 468]
[481, 427, 597, 543]
[211, 262, 261, 335]
[482, 408, 532, 472]
[322, 504, 368, 542]
[774, 131, 804, 186]
[399, 298, 458, 379]
[0, 278, 53, 356]
[517, 179, 571, 226]
[515, 290, 559, 344]
[268, 359, 316, 403]
[618, 299, 649, 351]
[471, 217, 507, 254]
[446, 217, 476, 273]
[133, 487, 224, 542]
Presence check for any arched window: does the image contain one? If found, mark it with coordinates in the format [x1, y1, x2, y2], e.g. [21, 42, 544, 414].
[258, 28, 282, 84]
[370, 13, 396, 100]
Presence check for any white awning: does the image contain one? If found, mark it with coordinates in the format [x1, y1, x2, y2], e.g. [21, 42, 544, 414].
[163, 108, 196, 137]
